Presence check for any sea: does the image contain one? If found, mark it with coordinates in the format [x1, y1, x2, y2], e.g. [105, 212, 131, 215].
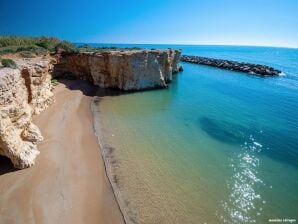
[88, 44, 298, 224]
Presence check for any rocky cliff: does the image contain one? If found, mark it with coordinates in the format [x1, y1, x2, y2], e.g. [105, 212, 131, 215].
[0, 49, 181, 168]
[0, 58, 54, 168]
[54, 49, 181, 90]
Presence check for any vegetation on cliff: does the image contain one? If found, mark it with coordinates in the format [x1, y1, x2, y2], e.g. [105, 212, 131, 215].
[76, 44, 142, 53]
[0, 36, 77, 56]
[0, 58, 17, 68]
[0, 36, 158, 57]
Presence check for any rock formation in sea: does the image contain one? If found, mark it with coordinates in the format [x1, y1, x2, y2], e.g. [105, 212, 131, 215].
[0, 58, 54, 168]
[54, 49, 181, 90]
[0, 49, 181, 168]
[181, 55, 281, 76]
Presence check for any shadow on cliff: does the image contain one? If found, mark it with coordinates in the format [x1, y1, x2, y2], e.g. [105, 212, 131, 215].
[57, 78, 127, 98]
[57, 77, 168, 98]
[0, 156, 18, 175]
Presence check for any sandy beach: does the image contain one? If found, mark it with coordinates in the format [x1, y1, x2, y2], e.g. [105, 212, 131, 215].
[0, 80, 124, 224]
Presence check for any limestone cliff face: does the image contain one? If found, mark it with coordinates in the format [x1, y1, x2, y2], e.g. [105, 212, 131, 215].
[0, 58, 54, 168]
[54, 49, 181, 90]
[0, 49, 181, 168]
[15, 58, 55, 114]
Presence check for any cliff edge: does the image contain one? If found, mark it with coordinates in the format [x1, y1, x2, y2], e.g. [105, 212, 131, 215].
[54, 49, 181, 90]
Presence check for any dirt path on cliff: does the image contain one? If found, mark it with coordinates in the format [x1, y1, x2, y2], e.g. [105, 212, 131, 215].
[0, 80, 124, 224]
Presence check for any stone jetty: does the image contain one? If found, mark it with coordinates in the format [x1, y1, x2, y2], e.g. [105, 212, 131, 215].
[181, 55, 281, 76]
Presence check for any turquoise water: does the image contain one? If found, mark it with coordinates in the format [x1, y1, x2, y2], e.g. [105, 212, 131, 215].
[92, 45, 298, 223]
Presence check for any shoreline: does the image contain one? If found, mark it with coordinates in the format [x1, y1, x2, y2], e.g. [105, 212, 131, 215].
[90, 98, 127, 223]
[91, 97, 132, 224]
[0, 79, 124, 224]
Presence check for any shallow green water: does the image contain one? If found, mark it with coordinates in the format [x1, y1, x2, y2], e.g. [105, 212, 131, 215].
[92, 45, 298, 224]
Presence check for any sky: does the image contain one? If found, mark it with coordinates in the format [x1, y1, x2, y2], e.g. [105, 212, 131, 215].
[0, 0, 298, 48]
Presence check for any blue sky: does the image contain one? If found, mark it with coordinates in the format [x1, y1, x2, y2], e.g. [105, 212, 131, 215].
[0, 0, 297, 47]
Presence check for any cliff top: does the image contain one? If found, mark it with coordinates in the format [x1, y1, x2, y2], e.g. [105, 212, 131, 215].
[63, 48, 181, 56]
[0, 36, 181, 63]
[0, 36, 77, 57]
[0, 56, 54, 71]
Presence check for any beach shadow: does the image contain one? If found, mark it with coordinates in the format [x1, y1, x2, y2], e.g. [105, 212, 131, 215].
[199, 117, 246, 145]
[57, 77, 170, 99]
[199, 116, 298, 169]
[0, 156, 18, 175]
[57, 78, 123, 97]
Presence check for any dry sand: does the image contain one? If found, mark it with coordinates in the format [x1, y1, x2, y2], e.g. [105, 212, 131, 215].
[0, 80, 124, 224]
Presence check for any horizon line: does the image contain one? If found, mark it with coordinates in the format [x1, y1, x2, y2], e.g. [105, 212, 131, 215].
[76, 42, 298, 50]
[0, 34, 296, 49]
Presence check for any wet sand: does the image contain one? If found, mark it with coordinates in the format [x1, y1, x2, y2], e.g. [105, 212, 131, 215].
[0, 80, 124, 224]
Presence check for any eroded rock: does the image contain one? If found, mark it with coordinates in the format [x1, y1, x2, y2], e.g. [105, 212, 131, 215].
[0, 58, 54, 168]
[54, 49, 181, 90]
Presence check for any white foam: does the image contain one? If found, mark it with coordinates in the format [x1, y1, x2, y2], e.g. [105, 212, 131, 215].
[253, 142, 262, 147]
[279, 72, 286, 76]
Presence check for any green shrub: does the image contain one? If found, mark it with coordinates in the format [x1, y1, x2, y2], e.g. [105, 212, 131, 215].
[55, 41, 78, 53]
[35, 42, 50, 50]
[20, 51, 35, 58]
[0, 36, 76, 55]
[0, 36, 60, 48]
[78, 44, 94, 53]
[1, 58, 17, 69]
[0, 46, 16, 54]
[0, 37, 146, 56]
[0, 45, 47, 56]
[51, 79, 59, 86]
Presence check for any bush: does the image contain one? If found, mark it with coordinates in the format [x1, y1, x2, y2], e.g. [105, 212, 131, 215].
[35, 41, 50, 50]
[51, 79, 59, 86]
[0, 46, 16, 54]
[55, 41, 78, 53]
[20, 51, 35, 58]
[78, 44, 95, 53]
[0, 45, 47, 56]
[0, 36, 60, 48]
[0, 36, 76, 55]
[1, 58, 17, 69]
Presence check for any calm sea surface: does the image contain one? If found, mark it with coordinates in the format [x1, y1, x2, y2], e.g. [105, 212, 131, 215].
[90, 44, 298, 223]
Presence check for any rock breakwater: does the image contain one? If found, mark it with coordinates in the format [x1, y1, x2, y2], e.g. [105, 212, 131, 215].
[181, 55, 281, 76]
